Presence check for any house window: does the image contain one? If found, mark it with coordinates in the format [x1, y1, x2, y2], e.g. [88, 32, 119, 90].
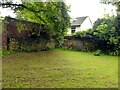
[71, 27, 76, 34]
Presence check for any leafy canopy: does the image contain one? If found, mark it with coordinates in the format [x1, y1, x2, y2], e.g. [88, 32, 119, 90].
[75, 15, 119, 56]
[0, 1, 71, 47]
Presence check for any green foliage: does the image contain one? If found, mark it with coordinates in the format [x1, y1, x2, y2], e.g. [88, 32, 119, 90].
[76, 31, 87, 38]
[75, 29, 93, 39]
[1, 1, 71, 48]
[2, 49, 15, 57]
[75, 15, 119, 56]
[93, 17, 119, 55]
[94, 50, 102, 56]
[15, 2, 71, 47]
[16, 22, 28, 32]
[0, 17, 4, 21]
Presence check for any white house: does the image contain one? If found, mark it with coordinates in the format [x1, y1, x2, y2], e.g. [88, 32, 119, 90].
[67, 16, 93, 35]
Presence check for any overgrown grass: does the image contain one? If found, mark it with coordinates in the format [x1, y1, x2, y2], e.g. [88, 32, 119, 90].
[2, 49, 118, 88]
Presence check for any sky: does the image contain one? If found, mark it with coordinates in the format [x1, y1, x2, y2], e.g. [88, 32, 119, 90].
[65, 0, 117, 23]
[0, 0, 117, 23]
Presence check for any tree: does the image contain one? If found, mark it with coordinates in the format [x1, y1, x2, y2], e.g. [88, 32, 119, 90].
[0, 1, 71, 47]
[75, 15, 119, 55]
[100, 0, 120, 55]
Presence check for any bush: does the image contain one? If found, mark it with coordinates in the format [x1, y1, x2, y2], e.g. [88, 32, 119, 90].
[94, 50, 102, 56]
[2, 49, 15, 57]
[74, 15, 119, 56]
[107, 50, 119, 56]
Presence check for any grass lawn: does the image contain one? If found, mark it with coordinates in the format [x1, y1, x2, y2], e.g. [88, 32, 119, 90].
[2, 49, 118, 88]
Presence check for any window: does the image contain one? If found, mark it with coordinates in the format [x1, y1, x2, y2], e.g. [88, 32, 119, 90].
[71, 27, 76, 34]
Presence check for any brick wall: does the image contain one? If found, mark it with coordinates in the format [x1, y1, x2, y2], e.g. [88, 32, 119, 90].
[2, 17, 50, 51]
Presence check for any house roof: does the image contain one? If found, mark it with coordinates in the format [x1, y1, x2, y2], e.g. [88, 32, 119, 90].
[71, 16, 88, 27]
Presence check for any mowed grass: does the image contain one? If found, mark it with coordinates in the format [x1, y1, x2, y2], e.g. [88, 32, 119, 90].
[2, 49, 118, 88]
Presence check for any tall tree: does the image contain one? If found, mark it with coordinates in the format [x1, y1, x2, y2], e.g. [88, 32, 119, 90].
[100, 0, 120, 37]
[0, 1, 71, 47]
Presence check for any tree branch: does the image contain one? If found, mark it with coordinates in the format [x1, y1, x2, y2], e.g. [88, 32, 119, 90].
[0, 3, 46, 24]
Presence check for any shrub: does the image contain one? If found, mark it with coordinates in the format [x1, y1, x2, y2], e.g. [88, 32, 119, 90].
[2, 49, 15, 57]
[94, 50, 102, 56]
[107, 50, 119, 56]
[74, 15, 119, 56]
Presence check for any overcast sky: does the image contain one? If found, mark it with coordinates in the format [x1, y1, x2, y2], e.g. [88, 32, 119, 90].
[0, 0, 117, 23]
[65, 0, 116, 23]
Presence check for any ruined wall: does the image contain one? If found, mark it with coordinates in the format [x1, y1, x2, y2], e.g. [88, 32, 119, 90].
[63, 36, 95, 51]
[2, 17, 55, 51]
